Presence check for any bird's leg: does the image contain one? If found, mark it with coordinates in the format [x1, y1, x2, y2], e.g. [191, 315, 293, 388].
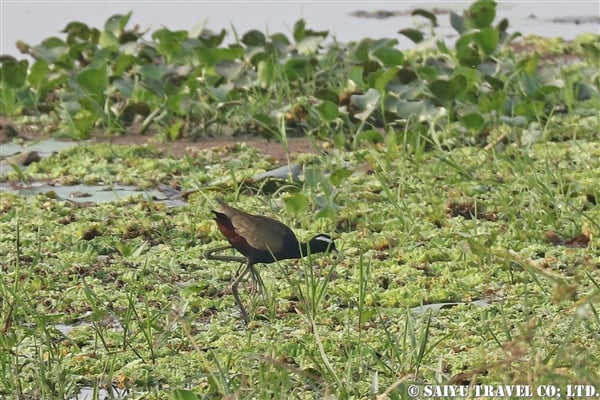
[231, 261, 251, 324]
[248, 266, 266, 296]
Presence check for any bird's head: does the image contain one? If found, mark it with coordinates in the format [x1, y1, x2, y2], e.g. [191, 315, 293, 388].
[307, 234, 337, 254]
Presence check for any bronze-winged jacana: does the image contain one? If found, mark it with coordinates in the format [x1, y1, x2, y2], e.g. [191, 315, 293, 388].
[205, 199, 336, 324]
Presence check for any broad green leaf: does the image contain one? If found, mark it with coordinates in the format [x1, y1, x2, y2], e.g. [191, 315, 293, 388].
[257, 59, 275, 86]
[374, 66, 399, 93]
[372, 46, 404, 67]
[350, 88, 381, 112]
[429, 75, 467, 102]
[416, 66, 438, 81]
[211, 82, 234, 101]
[412, 9, 438, 26]
[215, 60, 244, 80]
[76, 66, 108, 97]
[467, 0, 496, 29]
[293, 19, 306, 42]
[284, 58, 313, 80]
[104, 13, 131, 37]
[460, 112, 485, 131]
[476, 27, 499, 55]
[27, 60, 49, 88]
[297, 35, 325, 55]
[316, 101, 339, 123]
[242, 30, 266, 46]
[0, 58, 28, 88]
[348, 66, 364, 87]
[398, 28, 424, 44]
[152, 28, 188, 62]
[478, 91, 506, 113]
[450, 11, 466, 34]
[32, 37, 69, 62]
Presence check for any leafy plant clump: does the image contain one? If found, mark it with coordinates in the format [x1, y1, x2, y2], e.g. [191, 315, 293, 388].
[1, 0, 598, 146]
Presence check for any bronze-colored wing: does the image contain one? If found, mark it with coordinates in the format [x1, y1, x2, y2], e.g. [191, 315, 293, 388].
[217, 202, 297, 254]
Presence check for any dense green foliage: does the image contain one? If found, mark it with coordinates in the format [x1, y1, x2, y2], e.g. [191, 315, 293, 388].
[1, 1, 598, 146]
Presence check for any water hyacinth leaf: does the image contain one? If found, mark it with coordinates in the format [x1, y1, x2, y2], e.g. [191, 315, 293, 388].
[292, 19, 309, 41]
[416, 66, 438, 81]
[355, 130, 384, 146]
[137, 64, 167, 80]
[383, 95, 400, 112]
[396, 100, 437, 120]
[375, 67, 399, 93]
[76, 66, 108, 97]
[457, 44, 481, 67]
[211, 82, 234, 101]
[270, 32, 291, 47]
[62, 21, 95, 44]
[292, 18, 328, 42]
[460, 112, 485, 131]
[284, 192, 309, 215]
[152, 28, 187, 61]
[112, 54, 136, 76]
[284, 58, 313, 80]
[257, 59, 275, 86]
[574, 82, 595, 101]
[412, 9, 438, 26]
[497, 17, 509, 33]
[329, 167, 353, 186]
[478, 91, 506, 113]
[314, 89, 339, 103]
[476, 27, 499, 55]
[32, 37, 69, 63]
[398, 28, 424, 44]
[0, 58, 28, 88]
[316, 100, 339, 123]
[27, 60, 49, 88]
[350, 88, 381, 112]
[450, 11, 466, 34]
[104, 13, 131, 37]
[483, 75, 504, 91]
[348, 66, 364, 87]
[215, 60, 244, 80]
[242, 29, 266, 46]
[140, 77, 165, 98]
[429, 75, 467, 102]
[397, 68, 418, 84]
[372, 46, 404, 67]
[353, 38, 373, 62]
[297, 35, 325, 55]
[467, 0, 496, 29]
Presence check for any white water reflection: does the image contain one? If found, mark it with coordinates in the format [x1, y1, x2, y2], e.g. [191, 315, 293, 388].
[2, 2, 598, 58]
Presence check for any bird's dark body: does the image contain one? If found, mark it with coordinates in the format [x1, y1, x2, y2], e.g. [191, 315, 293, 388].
[208, 199, 336, 324]
[212, 204, 302, 264]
